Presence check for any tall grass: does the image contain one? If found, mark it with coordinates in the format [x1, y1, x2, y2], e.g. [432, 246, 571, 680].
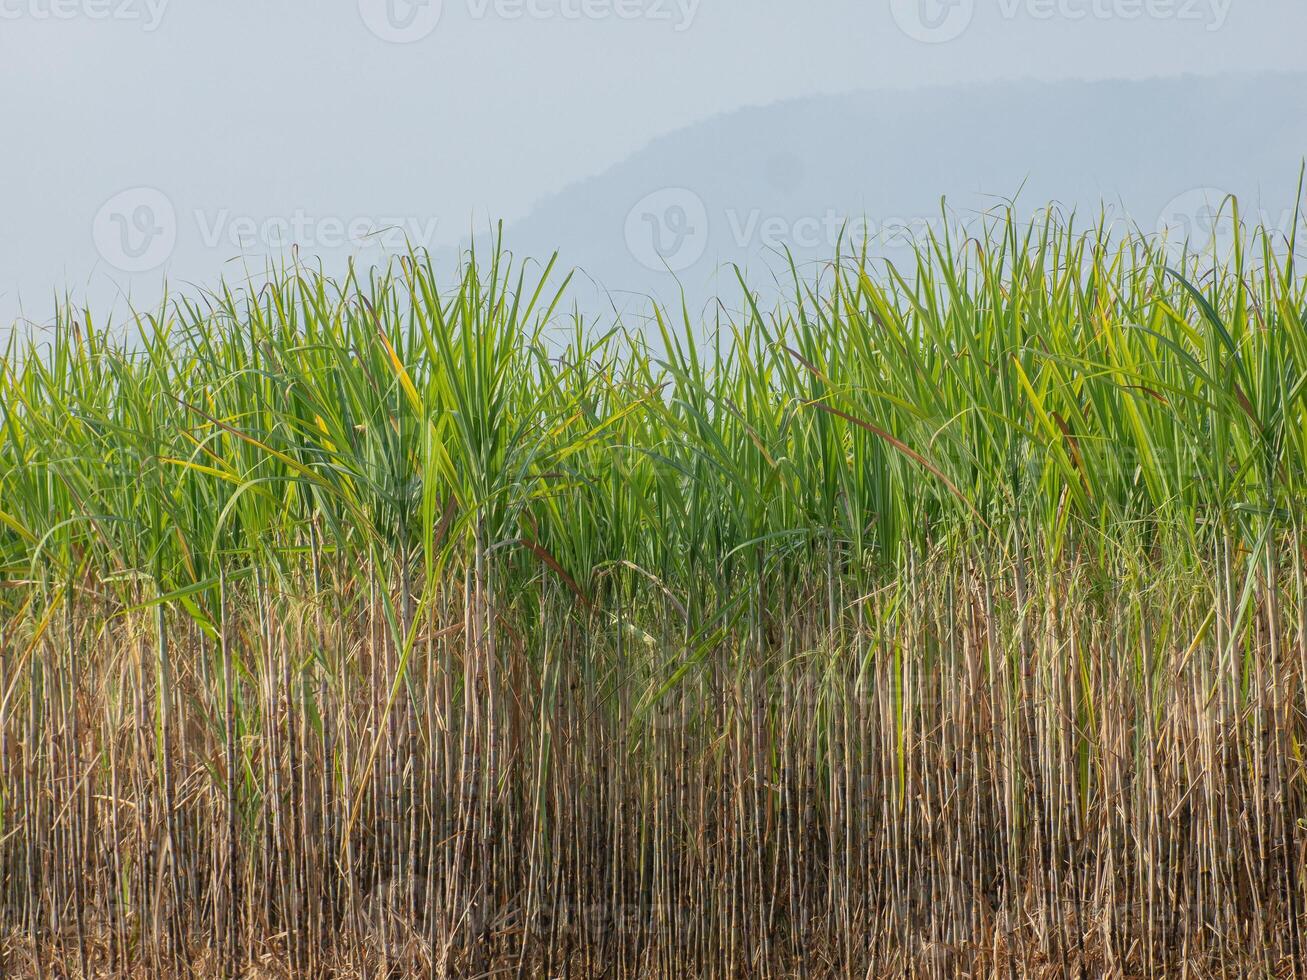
[2, 206, 1306, 976]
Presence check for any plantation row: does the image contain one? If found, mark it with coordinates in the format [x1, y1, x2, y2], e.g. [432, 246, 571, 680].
[1, 210, 1306, 976]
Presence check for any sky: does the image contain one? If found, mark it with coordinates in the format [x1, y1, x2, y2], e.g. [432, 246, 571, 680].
[2, 0, 1306, 328]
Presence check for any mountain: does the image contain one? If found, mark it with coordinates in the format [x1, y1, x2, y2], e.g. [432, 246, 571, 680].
[468, 72, 1307, 323]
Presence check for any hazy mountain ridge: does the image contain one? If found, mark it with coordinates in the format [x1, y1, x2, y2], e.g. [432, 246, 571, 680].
[462, 71, 1307, 319]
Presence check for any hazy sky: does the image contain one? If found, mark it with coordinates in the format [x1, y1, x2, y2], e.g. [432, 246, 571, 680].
[3, 0, 1306, 326]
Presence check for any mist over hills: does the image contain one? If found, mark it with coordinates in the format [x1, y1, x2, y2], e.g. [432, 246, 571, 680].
[7, 72, 1304, 336]
[464, 71, 1307, 323]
